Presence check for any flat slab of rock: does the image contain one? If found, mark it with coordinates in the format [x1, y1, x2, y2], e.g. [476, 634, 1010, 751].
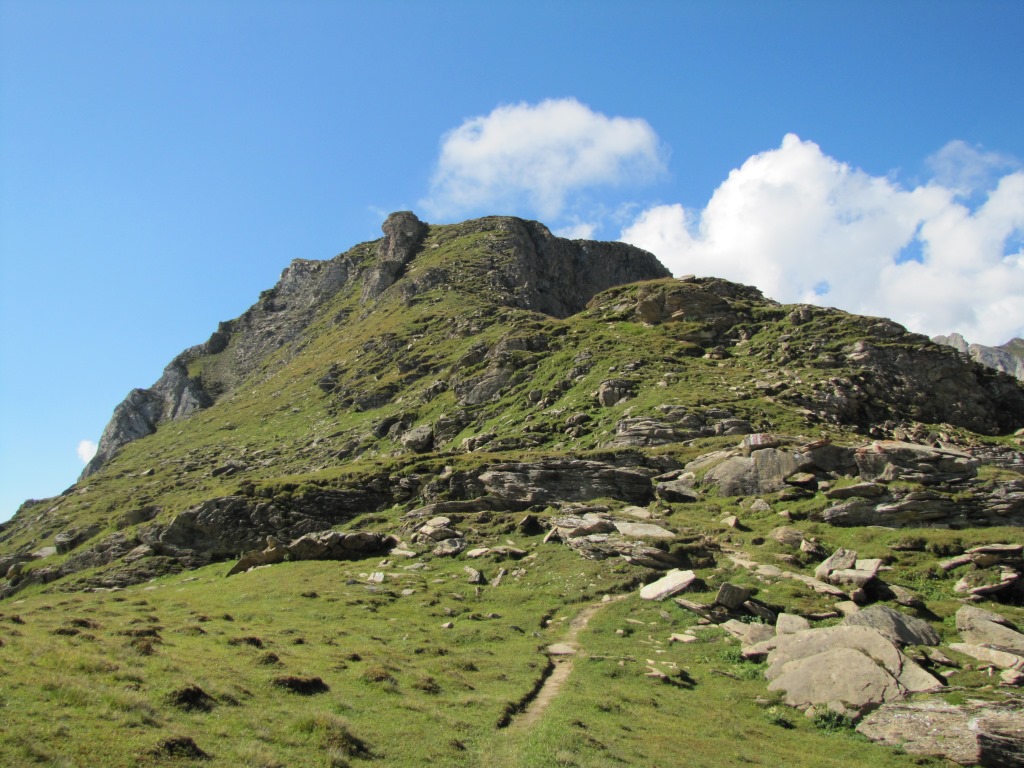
[776, 613, 811, 635]
[843, 604, 940, 646]
[857, 699, 1024, 766]
[956, 605, 1024, 653]
[949, 643, 1024, 670]
[640, 569, 697, 601]
[722, 619, 775, 646]
[612, 521, 675, 540]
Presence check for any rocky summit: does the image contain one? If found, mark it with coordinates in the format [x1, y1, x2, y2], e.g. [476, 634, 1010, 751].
[1, 212, 1023, 767]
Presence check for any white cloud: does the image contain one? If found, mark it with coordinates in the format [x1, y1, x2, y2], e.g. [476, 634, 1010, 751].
[554, 221, 598, 240]
[621, 134, 1024, 346]
[925, 140, 1018, 197]
[77, 439, 98, 464]
[422, 98, 665, 220]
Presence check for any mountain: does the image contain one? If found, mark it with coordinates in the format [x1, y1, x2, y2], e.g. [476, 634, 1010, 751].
[1, 212, 1023, 767]
[933, 332, 1024, 382]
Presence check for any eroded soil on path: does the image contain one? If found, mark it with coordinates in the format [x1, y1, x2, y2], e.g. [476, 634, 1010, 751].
[507, 597, 623, 729]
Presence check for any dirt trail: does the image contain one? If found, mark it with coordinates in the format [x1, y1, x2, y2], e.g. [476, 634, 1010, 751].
[507, 597, 623, 729]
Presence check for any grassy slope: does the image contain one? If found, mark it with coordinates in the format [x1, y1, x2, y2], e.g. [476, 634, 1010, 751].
[2, 218, 1021, 766]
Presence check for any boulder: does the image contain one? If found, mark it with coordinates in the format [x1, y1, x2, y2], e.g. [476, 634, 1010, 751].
[843, 605, 941, 646]
[956, 605, 1024, 653]
[400, 425, 434, 453]
[857, 699, 1024, 766]
[814, 547, 857, 582]
[639, 569, 697, 601]
[596, 379, 636, 407]
[764, 625, 942, 717]
[702, 448, 815, 496]
[612, 521, 675, 540]
[479, 459, 655, 505]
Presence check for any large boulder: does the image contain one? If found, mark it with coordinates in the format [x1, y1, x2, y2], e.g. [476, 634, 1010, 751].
[857, 699, 1024, 766]
[842, 605, 941, 646]
[702, 448, 815, 496]
[764, 625, 943, 718]
[479, 459, 655, 505]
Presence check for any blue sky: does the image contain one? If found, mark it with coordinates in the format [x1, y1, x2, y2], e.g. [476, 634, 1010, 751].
[2, 0, 1023, 521]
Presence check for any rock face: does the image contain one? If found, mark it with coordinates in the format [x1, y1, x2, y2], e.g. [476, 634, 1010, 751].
[934, 332, 1024, 382]
[80, 212, 670, 478]
[479, 459, 656, 506]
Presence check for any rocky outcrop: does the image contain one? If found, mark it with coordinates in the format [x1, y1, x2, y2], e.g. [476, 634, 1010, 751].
[934, 332, 1024, 382]
[479, 459, 656, 506]
[763, 625, 943, 718]
[857, 699, 1024, 766]
[361, 211, 428, 301]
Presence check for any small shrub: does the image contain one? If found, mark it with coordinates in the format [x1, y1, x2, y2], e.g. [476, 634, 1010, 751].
[811, 708, 855, 732]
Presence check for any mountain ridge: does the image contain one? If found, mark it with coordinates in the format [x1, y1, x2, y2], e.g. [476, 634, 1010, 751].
[2, 211, 1023, 767]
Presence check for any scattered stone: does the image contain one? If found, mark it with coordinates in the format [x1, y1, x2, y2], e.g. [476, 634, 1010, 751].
[612, 521, 675, 540]
[639, 569, 697, 601]
[721, 515, 740, 528]
[814, 547, 857, 582]
[715, 583, 752, 611]
[721, 619, 775, 646]
[464, 567, 484, 585]
[770, 527, 805, 547]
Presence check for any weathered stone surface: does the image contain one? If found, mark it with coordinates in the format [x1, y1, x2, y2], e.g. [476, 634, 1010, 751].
[612, 521, 675, 540]
[400, 425, 434, 453]
[776, 613, 811, 635]
[608, 417, 685, 447]
[765, 625, 942, 717]
[949, 643, 1024, 670]
[770, 526, 806, 547]
[702, 448, 815, 496]
[654, 480, 700, 503]
[857, 698, 1024, 766]
[721, 619, 775, 646]
[855, 441, 978, 485]
[596, 379, 636, 407]
[843, 605, 941, 646]
[814, 547, 857, 582]
[639, 569, 697, 600]
[361, 211, 428, 301]
[479, 459, 655, 505]
[824, 482, 887, 500]
[956, 605, 1024, 653]
[285, 530, 396, 562]
[715, 583, 752, 611]
[767, 646, 903, 716]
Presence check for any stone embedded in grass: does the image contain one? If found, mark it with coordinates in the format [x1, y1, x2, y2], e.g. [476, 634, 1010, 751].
[272, 675, 329, 695]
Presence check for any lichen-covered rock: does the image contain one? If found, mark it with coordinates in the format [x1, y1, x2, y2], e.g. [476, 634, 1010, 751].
[857, 699, 1024, 766]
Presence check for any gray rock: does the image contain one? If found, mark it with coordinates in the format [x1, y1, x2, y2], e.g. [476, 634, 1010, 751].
[612, 521, 675, 540]
[479, 459, 656, 505]
[843, 605, 940, 646]
[400, 425, 434, 453]
[596, 379, 636, 407]
[361, 211, 428, 301]
[655, 480, 700, 503]
[702, 448, 815, 496]
[776, 613, 811, 635]
[956, 605, 1024, 653]
[639, 569, 697, 600]
[814, 547, 857, 582]
[715, 582, 752, 611]
[858, 698, 1024, 766]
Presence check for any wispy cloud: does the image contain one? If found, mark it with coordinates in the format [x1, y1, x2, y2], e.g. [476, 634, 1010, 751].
[621, 135, 1024, 345]
[77, 439, 98, 464]
[421, 98, 665, 220]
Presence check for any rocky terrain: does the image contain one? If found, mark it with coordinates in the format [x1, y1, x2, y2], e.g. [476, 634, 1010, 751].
[1, 212, 1022, 767]
[934, 332, 1024, 382]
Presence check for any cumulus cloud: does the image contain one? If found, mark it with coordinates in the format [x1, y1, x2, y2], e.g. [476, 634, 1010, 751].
[77, 439, 98, 464]
[422, 98, 665, 220]
[621, 135, 1024, 345]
